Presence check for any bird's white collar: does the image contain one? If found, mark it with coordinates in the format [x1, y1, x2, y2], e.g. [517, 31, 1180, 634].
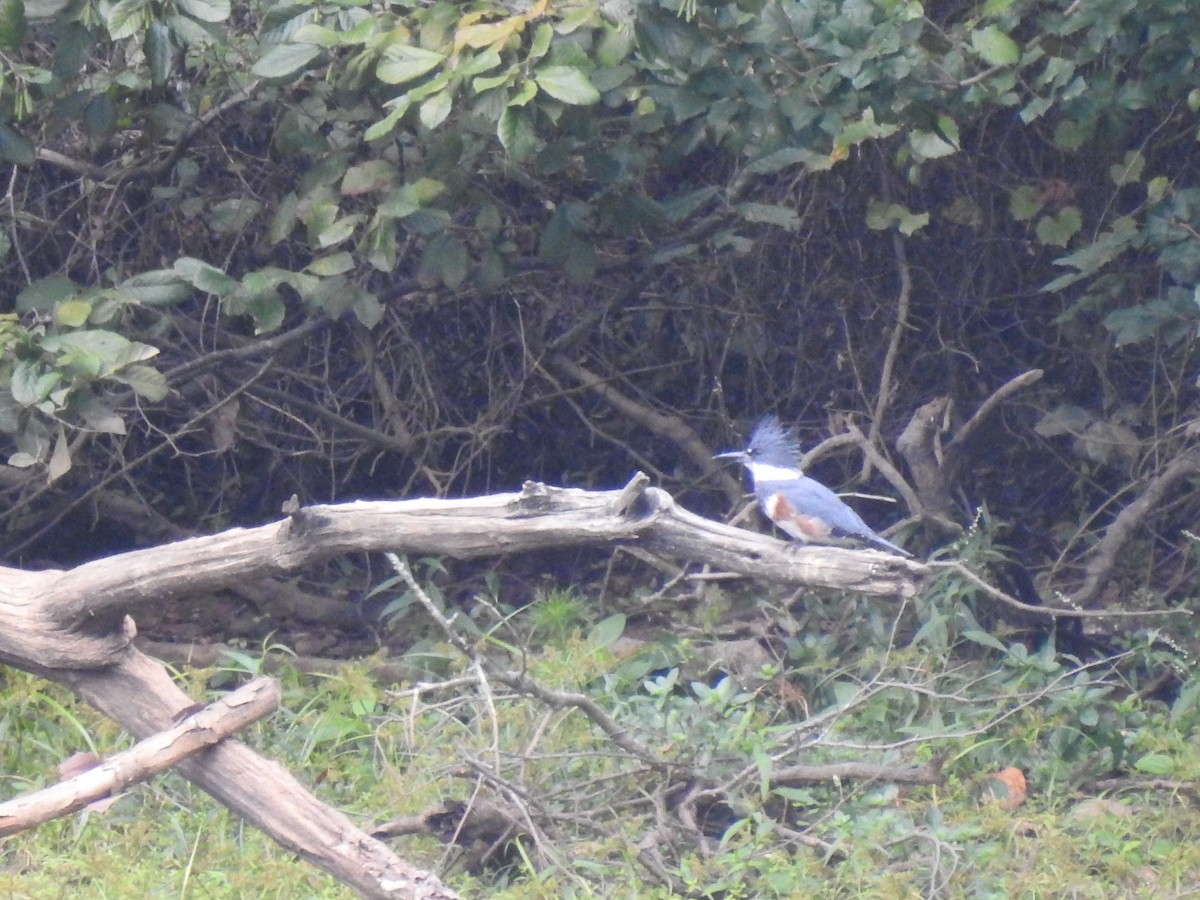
[745, 461, 802, 481]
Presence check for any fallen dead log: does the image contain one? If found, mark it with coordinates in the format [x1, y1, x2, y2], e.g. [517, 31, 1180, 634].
[0, 474, 923, 897]
[3, 473, 923, 670]
[0, 675, 279, 836]
[54, 649, 455, 899]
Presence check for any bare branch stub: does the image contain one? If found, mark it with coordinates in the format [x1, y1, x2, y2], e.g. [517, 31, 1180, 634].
[0, 676, 281, 837]
[895, 370, 1044, 536]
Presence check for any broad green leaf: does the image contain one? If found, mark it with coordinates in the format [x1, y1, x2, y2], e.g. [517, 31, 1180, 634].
[419, 89, 453, 129]
[207, 197, 263, 234]
[251, 42, 321, 79]
[562, 237, 596, 283]
[971, 25, 1019, 66]
[176, 0, 230, 23]
[474, 70, 513, 93]
[307, 252, 354, 276]
[596, 21, 633, 67]
[736, 202, 800, 231]
[962, 630, 1008, 652]
[145, 21, 174, 86]
[105, 0, 148, 41]
[406, 70, 452, 103]
[291, 23, 342, 48]
[0, 122, 35, 166]
[302, 199, 339, 238]
[419, 233, 468, 289]
[0, 0, 27, 51]
[1053, 117, 1091, 151]
[17, 276, 77, 313]
[908, 129, 956, 162]
[474, 248, 506, 292]
[164, 11, 213, 46]
[1045, 219, 1138, 284]
[376, 44, 445, 85]
[378, 178, 445, 218]
[54, 299, 93, 327]
[11, 360, 59, 404]
[1008, 184, 1043, 222]
[866, 200, 929, 236]
[587, 613, 626, 650]
[498, 108, 537, 159]
[83, 94, 117, 139]
[365, 99, 412, 141]
[174, 257, 238, 295]
[341, 160, 397, 195]
[303, 275, 356, 319]
[51, 21, 91, 80]
[836, 108, 899, 149]
[1035, 206, 1082, 247]
[226, 290, 286, 334]
[1020, 95, 1053, 123]
[535, 65, 600, 105]
[112, 364, 169, 400]
[365, 219, 398, 273]
[352, 291, 383, 329]
[459, 48, 502, 78]
[1102, 294, 1199, 347]
[745, 147, 808, 175]
[118, 270, 191, 305]
[1108, 150, 1144, 187]
[508, 78, 537, 107]
[944, 196, 983, 227]
[317, 214, 364, 248]
[41, 331, 127, 377]
[268, 192, 299, 243]
[1133, 753, 1175, 776]
[76, 395, 126, 434]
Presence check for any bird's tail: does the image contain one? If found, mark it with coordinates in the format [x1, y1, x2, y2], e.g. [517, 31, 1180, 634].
[867, 533, 913, 558]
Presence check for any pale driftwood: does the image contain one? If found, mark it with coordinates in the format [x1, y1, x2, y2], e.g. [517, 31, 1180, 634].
[0, 474, 922, 898]
[56, 649, 458, 900]
[0, 676, 279, 836]
[3, 474, 922, 670]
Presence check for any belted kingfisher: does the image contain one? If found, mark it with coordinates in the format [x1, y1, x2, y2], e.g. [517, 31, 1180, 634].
[715, 415, 911, 557]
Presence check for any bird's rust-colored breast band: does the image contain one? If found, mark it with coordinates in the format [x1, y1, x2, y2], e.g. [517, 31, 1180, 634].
[765, 491, 832, 539]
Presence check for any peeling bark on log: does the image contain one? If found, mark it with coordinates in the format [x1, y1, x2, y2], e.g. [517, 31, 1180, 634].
[0, 676, 280, 836]
[56, 649, 458, 900]
[0, 475, 923, 670]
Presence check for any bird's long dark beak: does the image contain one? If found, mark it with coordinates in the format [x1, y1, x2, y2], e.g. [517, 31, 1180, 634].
[713, 450, 746, 461]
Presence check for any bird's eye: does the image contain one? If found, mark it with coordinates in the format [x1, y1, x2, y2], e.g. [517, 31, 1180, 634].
[746, 448, 757, 457]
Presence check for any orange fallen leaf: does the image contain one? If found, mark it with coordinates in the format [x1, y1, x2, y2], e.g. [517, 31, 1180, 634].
[982, 766, 1027, 812]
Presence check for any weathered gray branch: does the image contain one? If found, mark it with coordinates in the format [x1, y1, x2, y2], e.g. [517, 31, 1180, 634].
[0, 475, 923, 670]
[55, 649, 457, 900]
[0, 676, 279, 836]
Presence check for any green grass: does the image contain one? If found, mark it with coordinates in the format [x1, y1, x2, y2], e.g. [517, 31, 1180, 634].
[3, 595, 1200, 900]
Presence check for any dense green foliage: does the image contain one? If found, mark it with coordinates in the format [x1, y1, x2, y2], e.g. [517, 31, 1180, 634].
[0, 0, 1197, 587]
